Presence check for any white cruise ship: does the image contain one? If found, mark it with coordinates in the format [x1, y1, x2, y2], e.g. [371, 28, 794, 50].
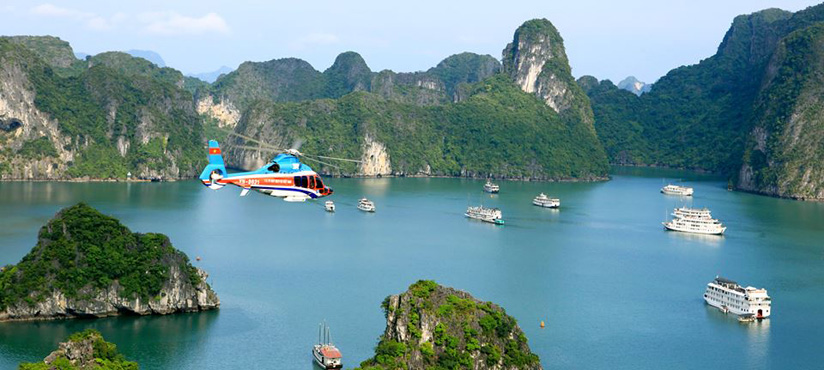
[532, 193, 560, 208]
[661, 184, 694, 196]
[704, 276, 771, 319]
[357, 198, 375, 212]
[663, 207, 726, 235]
[465, 206, 504, 225]
[483, 180, 500, 193]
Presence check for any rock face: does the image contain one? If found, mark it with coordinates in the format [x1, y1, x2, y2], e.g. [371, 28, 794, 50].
[359, 134, 392, 176]
[581, 5, 824, 200]
[20, 329, 137, 369]
[0, 38, 205, 180]
[0, 203, 219, 321]
[197, 96, 241, 128]
[357, 281, 542, 370]
[502, 19, 578, 114]
[739, 23, 824, 200]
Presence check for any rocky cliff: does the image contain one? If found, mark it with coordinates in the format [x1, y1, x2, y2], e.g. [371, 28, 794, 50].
[581, 5, 824, 199]
[357, 280, 542, 370]
[0, 38, 205, 180]
[19, 329, 137, 370]
[0, 203, 219, 321]
[739, 23, 824, 200]
[502, 19, 585, 117]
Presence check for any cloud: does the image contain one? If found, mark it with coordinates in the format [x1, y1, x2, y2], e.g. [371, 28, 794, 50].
[139, 12, 230, 35]
[31, 3, 93, 19]
[29, 4, 229, 35]
[30, 3, 121, 30]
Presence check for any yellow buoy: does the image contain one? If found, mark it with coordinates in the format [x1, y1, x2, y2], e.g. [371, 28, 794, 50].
[540, 321, 545, 328]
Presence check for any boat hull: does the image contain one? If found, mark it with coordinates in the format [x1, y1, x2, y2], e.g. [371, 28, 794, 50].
[663, 222, 725, 235]
[532, 200, 560, 208]
[704, 297, 770, 318]
[465, 214, 504, 225]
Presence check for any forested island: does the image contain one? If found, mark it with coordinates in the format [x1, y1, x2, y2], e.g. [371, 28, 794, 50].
[0, 203, 219, 321]
[357, 280, 542, 370]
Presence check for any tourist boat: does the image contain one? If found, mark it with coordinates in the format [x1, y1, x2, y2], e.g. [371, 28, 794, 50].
[660, 184, 694, 196]
[663, 207, 726, 235]
[357, 198, 375, 212]
[465, 206, 504, 225]
[325, 201, 335, 212]
[704, 276, 771, 319]
[313, 322, 343, 369]
[483, 180, 500, 193]
[672, 207, 712, 220]
[532, 193, 560, 208]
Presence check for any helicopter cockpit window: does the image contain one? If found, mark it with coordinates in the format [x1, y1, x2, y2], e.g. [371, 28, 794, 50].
[315, 176, 324, 189]
[308, 176, 315, 189]
[267, 163, 280, 173]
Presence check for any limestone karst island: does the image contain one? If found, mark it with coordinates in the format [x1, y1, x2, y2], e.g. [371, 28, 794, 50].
[1, 1, 823, 369]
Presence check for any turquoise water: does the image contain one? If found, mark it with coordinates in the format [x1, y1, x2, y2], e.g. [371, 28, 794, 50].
[0, 168, 822, 369]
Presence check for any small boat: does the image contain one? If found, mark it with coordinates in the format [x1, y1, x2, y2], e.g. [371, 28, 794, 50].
[313, 322, 342, 369]
[483, 180, 500, 194]
[465, 206, 504, 225]
[325, 200, 335, 212]
[532, 193, 560, 208]
[357, 198, 375, 212]
[738, 314, 756, 323]
[661, 184, 693, 196]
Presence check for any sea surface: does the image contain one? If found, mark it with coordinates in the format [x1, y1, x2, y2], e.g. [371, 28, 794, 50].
[1, 168, 822, 369]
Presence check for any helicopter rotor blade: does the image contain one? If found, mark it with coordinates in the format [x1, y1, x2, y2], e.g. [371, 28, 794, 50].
[217, 127, 284, 151]
[233, 145, 284, 153]
[301, 155, 342, 170]
[314, 155, 363, 163]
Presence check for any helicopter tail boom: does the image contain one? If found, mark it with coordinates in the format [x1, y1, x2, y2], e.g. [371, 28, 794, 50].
[199, 140, 227, 189]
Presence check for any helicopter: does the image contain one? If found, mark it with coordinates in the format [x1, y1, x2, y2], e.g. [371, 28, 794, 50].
[198, 131, 360, 202]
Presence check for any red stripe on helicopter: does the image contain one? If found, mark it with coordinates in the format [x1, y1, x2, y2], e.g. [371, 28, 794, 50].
[209, 148, 221, 155]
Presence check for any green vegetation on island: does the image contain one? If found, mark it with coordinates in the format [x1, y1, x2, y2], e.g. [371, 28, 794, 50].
[19, 329, 137, 370]
[356, 280, 541, 370]
[237, 73, 609, 179]
[0, 37, 205, 180]
[580, 5, 824, 199]
[0, 203, 211, 316]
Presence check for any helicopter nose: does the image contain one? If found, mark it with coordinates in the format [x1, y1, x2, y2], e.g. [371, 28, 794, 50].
[325, 187, 333, 196]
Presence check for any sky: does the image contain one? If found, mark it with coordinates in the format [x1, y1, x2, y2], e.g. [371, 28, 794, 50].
[0, 0, 821, 83]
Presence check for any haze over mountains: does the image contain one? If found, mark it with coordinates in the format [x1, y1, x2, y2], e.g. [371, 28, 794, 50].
[0, 5, 822, 200]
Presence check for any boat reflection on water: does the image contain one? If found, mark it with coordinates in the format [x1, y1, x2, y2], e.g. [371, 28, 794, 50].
[357, 178, 391, 196]
[666, 230, 724, 247]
